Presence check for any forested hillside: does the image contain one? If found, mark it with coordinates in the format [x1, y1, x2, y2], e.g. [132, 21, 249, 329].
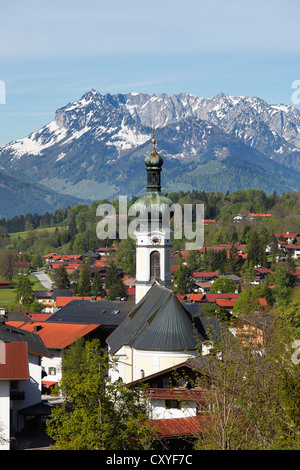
[0, 189, 298, 258]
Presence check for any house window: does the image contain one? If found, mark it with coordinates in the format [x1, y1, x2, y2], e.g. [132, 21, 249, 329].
[150, 251, 160, 278]
[165, 399, 181, 409]
[140, 369, 145, 378]
[48, 367, 56, 376]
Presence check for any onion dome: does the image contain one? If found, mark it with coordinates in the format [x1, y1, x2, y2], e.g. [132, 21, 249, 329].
[131, 136, 173, 228]
[144, 138, 164, 169]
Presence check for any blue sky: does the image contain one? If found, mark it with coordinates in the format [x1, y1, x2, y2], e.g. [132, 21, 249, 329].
[0, 0, 300, 145]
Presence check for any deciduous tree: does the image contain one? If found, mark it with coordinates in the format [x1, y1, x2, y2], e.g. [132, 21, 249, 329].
[46, 339, 154, 450]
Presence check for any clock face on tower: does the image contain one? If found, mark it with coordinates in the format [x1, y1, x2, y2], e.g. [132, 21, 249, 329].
[150, 235, 161, 245]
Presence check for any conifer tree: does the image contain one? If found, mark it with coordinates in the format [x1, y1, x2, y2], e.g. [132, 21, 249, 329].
[247, 230, 266, 266]
[15, 275, 34, 305]
[53, 265, 71, 290]
[92, 271, 105, 298]
[78, 263, 92, 296]
[105, 259, 120, 289]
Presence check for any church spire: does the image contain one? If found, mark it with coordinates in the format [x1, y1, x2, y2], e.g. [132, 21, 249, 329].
[144, 131, 164, 193]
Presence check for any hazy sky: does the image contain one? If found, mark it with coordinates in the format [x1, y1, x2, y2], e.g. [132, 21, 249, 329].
[0, 0, 300, 144]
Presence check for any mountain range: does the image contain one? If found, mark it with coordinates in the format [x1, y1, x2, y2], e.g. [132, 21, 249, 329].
[0, 89, 300, 215]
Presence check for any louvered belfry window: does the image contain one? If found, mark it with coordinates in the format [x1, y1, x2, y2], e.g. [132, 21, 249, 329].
[150, 251, 160, 278]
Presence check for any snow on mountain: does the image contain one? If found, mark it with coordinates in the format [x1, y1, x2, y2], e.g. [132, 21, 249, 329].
[0, 89, 299, 200]
[3, 89, 300, 163]
[120, 91, 300, 168]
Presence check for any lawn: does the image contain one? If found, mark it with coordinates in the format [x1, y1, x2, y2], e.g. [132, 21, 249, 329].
[0, 273, 47, 307]
[8, 225, 66, 240]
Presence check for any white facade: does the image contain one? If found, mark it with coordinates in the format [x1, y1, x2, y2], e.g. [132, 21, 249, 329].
[0, 351, 45, 450]
[149, 398, 197, 420]
[135, 229, 172, 304]
[110, 346, 197, 384]
[0, 381, 10, 450]
[12, 352, 43, 435]
[41, 349, 62, 392]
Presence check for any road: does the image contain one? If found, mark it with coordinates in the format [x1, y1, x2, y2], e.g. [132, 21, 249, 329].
[32, 270, 53, 290]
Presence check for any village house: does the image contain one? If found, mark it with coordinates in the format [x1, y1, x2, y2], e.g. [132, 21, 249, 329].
[13, 261, 31, 274]
[0, 313, 51, 450]
[232, 314, 274, 352]
[34, 290, 55, 313]
[5, 320, 105, 395]
[282, 244, 300, 260]
[253, 266, 274, 284]
[129, 357, 213, 419]
[128, 356, 219, 449]
[276, 232, 299, 244]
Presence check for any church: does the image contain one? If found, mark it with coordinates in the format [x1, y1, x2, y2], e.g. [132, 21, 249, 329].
[106, 137, 226, 383]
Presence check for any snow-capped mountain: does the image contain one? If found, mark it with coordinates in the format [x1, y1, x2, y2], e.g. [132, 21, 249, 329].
[121, 91, 300, 168]
[0, 89, 299, 201]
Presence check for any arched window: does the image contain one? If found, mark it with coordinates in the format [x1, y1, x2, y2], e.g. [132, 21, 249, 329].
[150, 251, 160, 278]
[140, 369, 145, 378]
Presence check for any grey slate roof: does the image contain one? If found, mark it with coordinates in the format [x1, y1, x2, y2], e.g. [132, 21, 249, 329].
[4, 311, 31, 322]
[47, 299, 135, 326]
[0, 320, 51, 357]
[107, 283, 208, 355]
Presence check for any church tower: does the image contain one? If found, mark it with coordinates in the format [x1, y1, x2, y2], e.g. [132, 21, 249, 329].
[133, 137, 173, 303]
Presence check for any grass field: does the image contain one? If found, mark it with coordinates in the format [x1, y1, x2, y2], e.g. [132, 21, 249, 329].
[0, 273, 47, 306]
[8, 225, 67, 240]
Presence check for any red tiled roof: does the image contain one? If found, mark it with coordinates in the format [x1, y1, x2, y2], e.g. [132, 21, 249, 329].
[188, 294, 205, 302]
[276, 233, 299, 239]
[195, 282, 212, 288]
[56, 296, 101, 307]
[7, 322, 100, 349]
[249, 213, 272, 217]
[51, 263, 64, 269]
[216, 298, 237, 307]
[258, 298, 268, 306]
[202, 219, 216, 224]
[94, 260, 107, 267]
[148, 416, 204, 438]
[0, 342, 29, 380]
[176, 295, 187, 302]
[291, 269, 300, 276]
[199, 246, 227, 253]
[27, 313, 53, 321]
[123, 277, 136, 286]
[44, 253, 57, 258]
[235, 244, 247, 251]
[13, 261, 30, 267]
[255, 266, 274, 274]
[205, 293, 240, 303]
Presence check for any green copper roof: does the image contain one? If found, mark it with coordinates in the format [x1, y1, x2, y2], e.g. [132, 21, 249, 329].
[132, 137, 173, 216]
[144, 139, 164, 169]
[132, 191, 173, 216]
[106, 283, 202, 354]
